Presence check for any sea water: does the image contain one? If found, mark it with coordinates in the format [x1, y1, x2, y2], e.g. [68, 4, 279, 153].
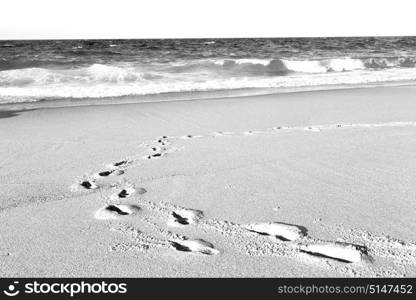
[1, 37, 416, 108]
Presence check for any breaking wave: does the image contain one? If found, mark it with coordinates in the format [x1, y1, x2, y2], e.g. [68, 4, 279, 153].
[210, 56, 416, 74]
[1, 56, 416, 103]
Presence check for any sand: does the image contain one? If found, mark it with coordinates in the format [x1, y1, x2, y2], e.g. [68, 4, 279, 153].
[1, 86, 416, 277]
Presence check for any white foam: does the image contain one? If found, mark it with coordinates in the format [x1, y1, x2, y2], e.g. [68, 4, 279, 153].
[2, 63, 416, 102]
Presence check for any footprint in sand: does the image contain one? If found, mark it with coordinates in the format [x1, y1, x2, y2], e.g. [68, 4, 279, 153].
[299, 241, 372, 263]
[156, 136, 170, 146]
[145, 137, 177, 159]
[110, 185, 137, 200]
[167, 209, 204, 226]
[94, 169, 125, 178]
[181, 134, 203, 139]
[244, 130, 264, 135]
[95, 204, 141, 220]
[79, 180, 98, 190]
[169, 238, 219, 255]
[271, 126, 289, 131]
[304, 126, 321, 132]
[146, 145, 167, 159]
[244, 222, 307, 241]
[146, 152, 164, 159]
[212, 131, 234, 137]
[106, 160, 130, 170]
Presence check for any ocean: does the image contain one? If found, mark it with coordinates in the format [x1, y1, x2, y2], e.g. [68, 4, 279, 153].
[1, 37, 416, 108]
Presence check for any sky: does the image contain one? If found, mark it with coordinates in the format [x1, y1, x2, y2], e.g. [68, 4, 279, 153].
[0, 0, 415, 39]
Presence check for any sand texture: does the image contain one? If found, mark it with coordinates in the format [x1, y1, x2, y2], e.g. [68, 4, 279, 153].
[1, 86, 416, 277]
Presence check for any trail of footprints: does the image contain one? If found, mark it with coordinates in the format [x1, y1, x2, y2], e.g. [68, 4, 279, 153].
[70, 120, 416, 275]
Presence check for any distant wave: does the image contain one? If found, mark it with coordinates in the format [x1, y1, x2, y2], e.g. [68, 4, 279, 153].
[166, 56, 416, 78]
[211, 57, 416, 74]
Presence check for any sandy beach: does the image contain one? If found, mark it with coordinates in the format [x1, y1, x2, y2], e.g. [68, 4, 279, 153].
[1, 86, 416, 277]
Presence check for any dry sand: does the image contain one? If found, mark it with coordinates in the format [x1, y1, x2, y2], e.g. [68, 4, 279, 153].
[1, 86, 416, 277]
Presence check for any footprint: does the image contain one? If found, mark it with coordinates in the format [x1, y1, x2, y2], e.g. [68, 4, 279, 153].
[271, 126, 289, 131]
[212, 131, 234, 136]
[106, 160, 130, 170]
[113, 160, 128, 167]
[244, 222, 307, 241]
[156, 136, 170, 145]
[304, 126, 321, 132]
[145, 141, 174, 159]
[94, 169, 125, 178]
[98, 171, 113, 177]
[146, 153, 163, 159]
[167, 209, 204, 226]
[181, 134, 203, 139]
[169, 238, 219, 255]
[80, 180, 98, 190]
[110, 186, 136, 200]
[299, 241, 372, 263]
[95, 204, 140, 220]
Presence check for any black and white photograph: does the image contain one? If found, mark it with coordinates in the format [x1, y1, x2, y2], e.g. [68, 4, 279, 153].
[1, 0, 416, 295]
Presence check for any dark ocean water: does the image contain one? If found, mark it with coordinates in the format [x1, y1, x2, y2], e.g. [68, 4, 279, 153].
[1, 37, 416, 105]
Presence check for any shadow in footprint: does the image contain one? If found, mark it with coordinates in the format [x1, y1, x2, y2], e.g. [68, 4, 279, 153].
[97, 169, 124, 177]
[147, 153, 162, 159]
[99, 171, 113, 177]
[95, 204, 140, 220]
[107, 205, 130, 215]
[80, 180, 97, 190]
[113, 160, 128, 167]
[110, 187, 136, 201]
[299, 242, 372, 263]
[245, 222, 308, 242]
[169, 238, 219, 255]
[118, 189, 129, 198]
[168, 209, 203, 227]
[172, 212, 189, 225]
[170, 242, 192, 252]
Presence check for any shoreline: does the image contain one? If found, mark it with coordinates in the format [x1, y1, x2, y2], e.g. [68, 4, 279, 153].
[1, 82, 416, 113]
